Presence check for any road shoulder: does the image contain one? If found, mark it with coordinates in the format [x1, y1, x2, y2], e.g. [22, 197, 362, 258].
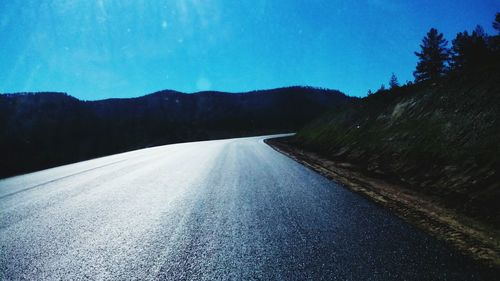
[265, 136, 500, 271]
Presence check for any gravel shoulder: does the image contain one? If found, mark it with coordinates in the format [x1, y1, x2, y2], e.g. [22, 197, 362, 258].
[265, 136, 500, 271]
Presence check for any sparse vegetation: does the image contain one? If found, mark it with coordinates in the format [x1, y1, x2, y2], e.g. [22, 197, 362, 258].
[294, 66, 499, 225]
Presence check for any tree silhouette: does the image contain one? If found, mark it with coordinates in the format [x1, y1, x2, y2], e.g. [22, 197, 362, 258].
[493, 12, 500, 34]
[491, 13, 500, 54]
[451, 26, 489, 70]
[451, 31, 471, 69]
[377, 84, 386, 92]
[389, 73, 399, 89]
[413, 28, 450, 82]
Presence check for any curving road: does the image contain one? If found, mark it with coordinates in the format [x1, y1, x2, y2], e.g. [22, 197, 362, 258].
[0, 135, 492, 280]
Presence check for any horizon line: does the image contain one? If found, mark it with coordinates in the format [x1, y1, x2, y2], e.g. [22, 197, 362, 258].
[0, 85, 349, 101]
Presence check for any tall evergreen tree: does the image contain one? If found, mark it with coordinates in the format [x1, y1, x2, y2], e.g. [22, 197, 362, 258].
[451, 26, 489, 70]
[493, 12, 500, 35]
[389, 73, 399, 89]
[491, 13, 500, 54]
[451, 31, 471, 69]
[413, 28, 450, 82]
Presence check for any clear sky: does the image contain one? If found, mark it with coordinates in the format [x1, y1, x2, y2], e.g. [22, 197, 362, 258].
[0, 1, 498, 100]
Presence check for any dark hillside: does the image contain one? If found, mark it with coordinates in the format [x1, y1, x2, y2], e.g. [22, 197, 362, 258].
[0, 87, 349, 178]
[293, 66, 500, 225]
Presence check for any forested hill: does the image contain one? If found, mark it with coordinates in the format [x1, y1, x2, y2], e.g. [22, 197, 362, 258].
[0, 86, 349, 178]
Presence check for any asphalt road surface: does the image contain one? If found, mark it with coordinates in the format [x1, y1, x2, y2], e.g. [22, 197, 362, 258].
[0, 135, 494, 280]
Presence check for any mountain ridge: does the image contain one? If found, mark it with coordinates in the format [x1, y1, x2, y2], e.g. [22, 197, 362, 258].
[0, 85, 344, 101]
[0, 86, 350, 178]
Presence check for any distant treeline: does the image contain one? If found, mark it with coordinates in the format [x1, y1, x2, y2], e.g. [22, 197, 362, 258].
[0, 86, 349, 178]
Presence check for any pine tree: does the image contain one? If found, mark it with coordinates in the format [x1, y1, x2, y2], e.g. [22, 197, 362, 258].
[491, 13, 500, 53]
[493, 12, 500, 35]
[473, 25, 486, 39]
[377, 84, 386, 92]
[413, 28, 450, 82]
[389, 73, 399, 89]
[451, 31, 470, 69]
[451, 26, 489, 70]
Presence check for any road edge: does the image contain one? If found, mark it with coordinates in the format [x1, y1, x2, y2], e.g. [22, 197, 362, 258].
[264, 136, 500, 272]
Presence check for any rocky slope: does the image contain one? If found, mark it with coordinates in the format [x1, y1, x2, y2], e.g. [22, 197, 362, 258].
[293, 66, 500, 226]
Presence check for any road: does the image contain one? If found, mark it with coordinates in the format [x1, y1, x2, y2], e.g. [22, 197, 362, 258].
[0, 135, 492, 280]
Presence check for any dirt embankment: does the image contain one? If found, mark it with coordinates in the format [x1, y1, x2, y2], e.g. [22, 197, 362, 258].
[266, 136, 500, 270]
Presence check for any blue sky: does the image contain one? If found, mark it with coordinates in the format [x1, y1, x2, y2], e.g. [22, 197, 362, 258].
[0, 0, 498, 100]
